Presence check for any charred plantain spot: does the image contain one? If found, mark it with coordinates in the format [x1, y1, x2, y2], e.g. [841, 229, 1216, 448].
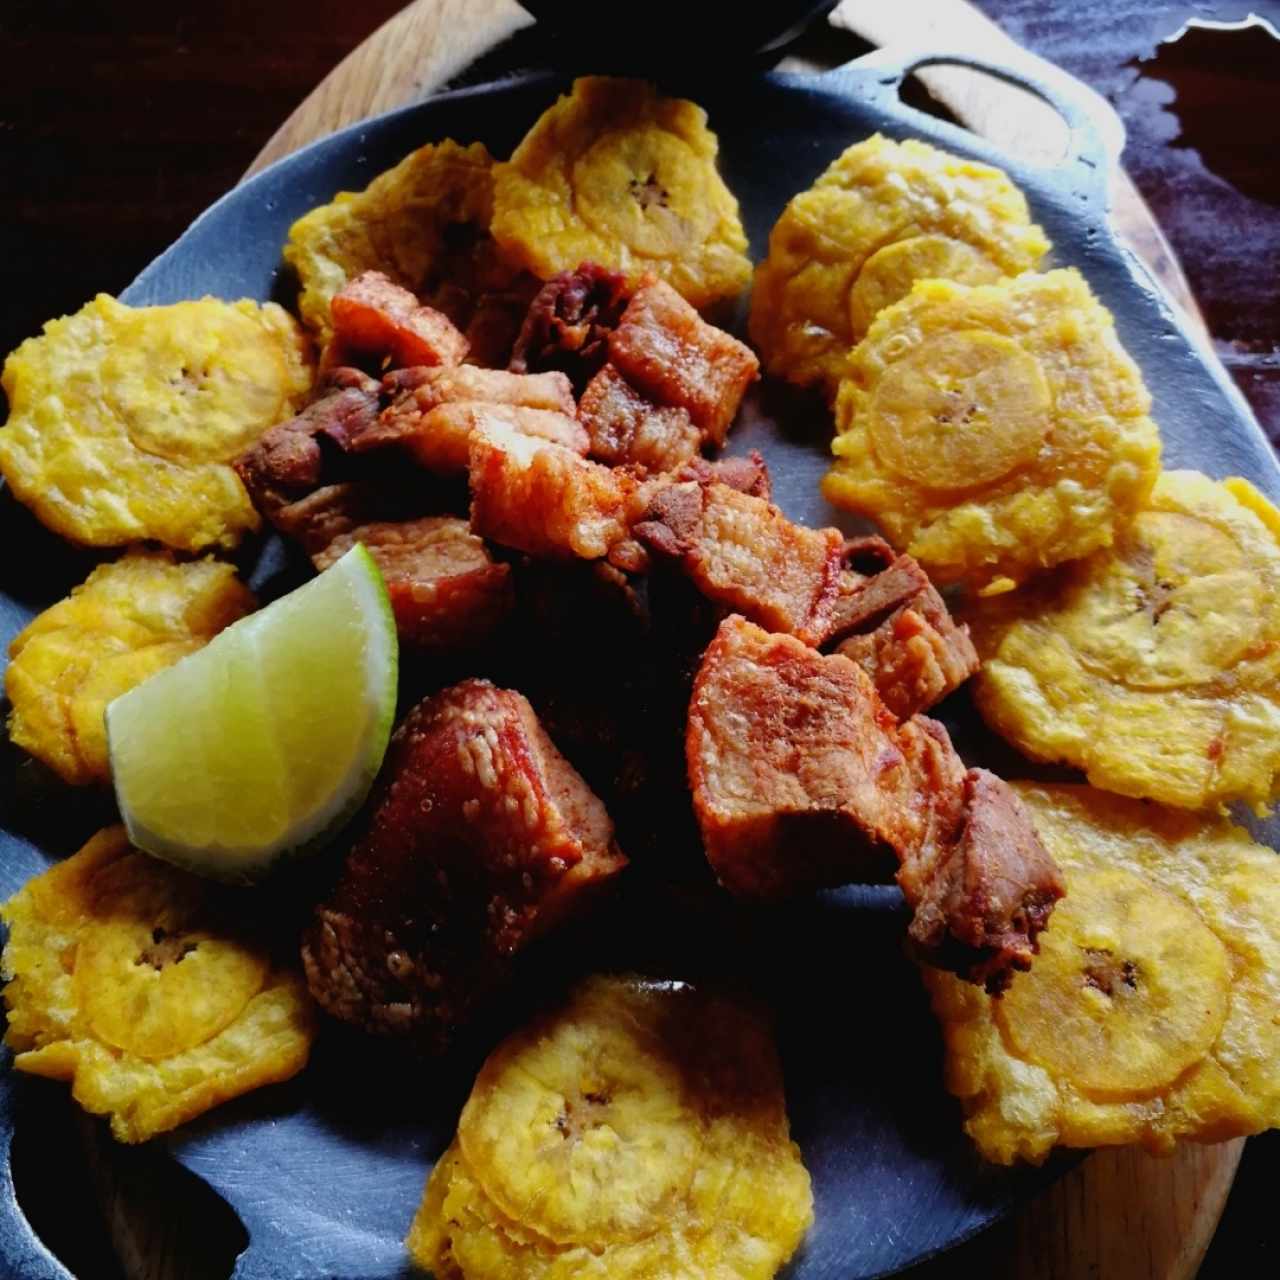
[629, 173, 670, 210]
[1081, 947, 1139, 999]
[136, 926, 199, 971]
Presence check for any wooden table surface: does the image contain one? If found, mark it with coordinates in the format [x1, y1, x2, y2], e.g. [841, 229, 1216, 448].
[1, 1, 1277, 1278]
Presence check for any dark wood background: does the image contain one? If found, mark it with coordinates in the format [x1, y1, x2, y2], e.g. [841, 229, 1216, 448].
[0, 1, 1277, 1276]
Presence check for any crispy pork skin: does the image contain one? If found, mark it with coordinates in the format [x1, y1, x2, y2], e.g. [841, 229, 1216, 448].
[312, 516, 513, 651]
[327, 270, 469, 370]
[358, 366, 582, 474]
[469, 422, 641, 560]
[634, 478, 845, 645]
[687, 616, 954, 897]
[608, 278, 758, 446]
[828, 545, 978, 720]
[577, 363, 701, 472]
[381, 364, 575, 417]
[686, 616, 1061, 990]
[635, 479, 975, 714]
[302, 681, 628, 1049]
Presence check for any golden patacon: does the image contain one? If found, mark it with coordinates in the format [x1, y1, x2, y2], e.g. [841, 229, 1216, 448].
[283, 139, 525, 356]
[0, 295, 312, 551]
[407, 974, 813, 1279]
[107, 545, 398, 883]
[751, 134, 1049, 400]
[969, 471, 1280, 813]
[5, 552, 254, 785]
[491, 78, 753, 310]
[823, 269, 1162, 591]
[924, 784, 1280, 1164]
[0, 827, 315, 1144]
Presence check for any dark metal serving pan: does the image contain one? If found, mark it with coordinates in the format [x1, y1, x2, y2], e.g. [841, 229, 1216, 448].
[1, 48, 1277, 1280]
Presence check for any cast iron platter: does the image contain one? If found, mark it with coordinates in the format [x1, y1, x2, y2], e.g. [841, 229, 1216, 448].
[1, 48, 1277, 1280]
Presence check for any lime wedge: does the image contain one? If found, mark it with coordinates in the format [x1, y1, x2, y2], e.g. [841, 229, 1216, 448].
[107, 545, 398, 882]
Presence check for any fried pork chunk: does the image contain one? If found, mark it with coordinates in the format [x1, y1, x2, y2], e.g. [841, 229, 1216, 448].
[635, 477, 975, 715]
[368, 365, 584, 474]
[687, 617, 1063, 989]
[233, 368, 383, 518]
[634, 475, 846, 647]
[827, 539, 978, 720]
[302, 681, 628, 1049]
[509, 262, 632, 393]
[313, 516, 512, 652]
[326, 270, 469, 371]
[569, 275, 757, 471]
[469, 421, 642, 560]
[578, 362, 701, 473]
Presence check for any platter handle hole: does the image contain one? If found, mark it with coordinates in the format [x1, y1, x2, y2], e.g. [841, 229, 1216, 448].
[894, 62, 1072, 168]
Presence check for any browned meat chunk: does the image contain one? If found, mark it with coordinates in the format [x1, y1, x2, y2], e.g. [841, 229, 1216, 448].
[577, 363, 701, 472]
[901, 768, 1065, 993]
[509, 262, 632, 393]
[469, 421, 641, 560]
[406, 403, 588, 475]
[302, 680, 628, 1049]
[687, 615, 952, 896]
[382, 365, 576, 418]
[827, 543, 978, 719]
[634, 478, 845, 645]
[634, 482, 974, 711]
[677, 452, 771, 501]
[686, 616, 1062, 990]
[313, 516, 513, 651]
[272, 482, 389, 554]
[233, 368, 381, 517]
[327, 270, 469, 370]
[358, 366, 583, 474]
[608, 278, 758, 446]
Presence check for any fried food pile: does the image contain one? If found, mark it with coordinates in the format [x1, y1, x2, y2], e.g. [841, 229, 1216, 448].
[751, 134, 1049, 400]
[0, 295, 312, 551]
[1, 827, 315, 1143]
[6, 553, 254, 784]
[268, 245, 1054, 1016]
[824, 270, 1163, 591]
[406, 974, 813, 1280]
[924, 785, 1280, 1162]
[2, 72, 1277, 1220]
[492, 78, 753, 311]
[969, 471, 1280, 813]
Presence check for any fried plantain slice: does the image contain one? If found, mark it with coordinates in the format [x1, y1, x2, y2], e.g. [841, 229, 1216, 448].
[0, 827, 315, 1143]
[0, 294, 312, 550]
[491, 78, 752, 310]
[283, 140, 531, 359]
[750, 134, 1049, 399]
[408, 974, 813, 1279]
[824, 270, 1161, 590]
[968, 470, 1280, 812]
[923, 784, 1280, 1163]
[6, 552, 254, 785]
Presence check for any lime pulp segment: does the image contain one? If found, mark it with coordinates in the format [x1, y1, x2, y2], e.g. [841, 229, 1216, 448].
[107, 545, 399, 881]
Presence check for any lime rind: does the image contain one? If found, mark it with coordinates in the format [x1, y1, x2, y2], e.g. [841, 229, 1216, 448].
[107, 544, 398, 882]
